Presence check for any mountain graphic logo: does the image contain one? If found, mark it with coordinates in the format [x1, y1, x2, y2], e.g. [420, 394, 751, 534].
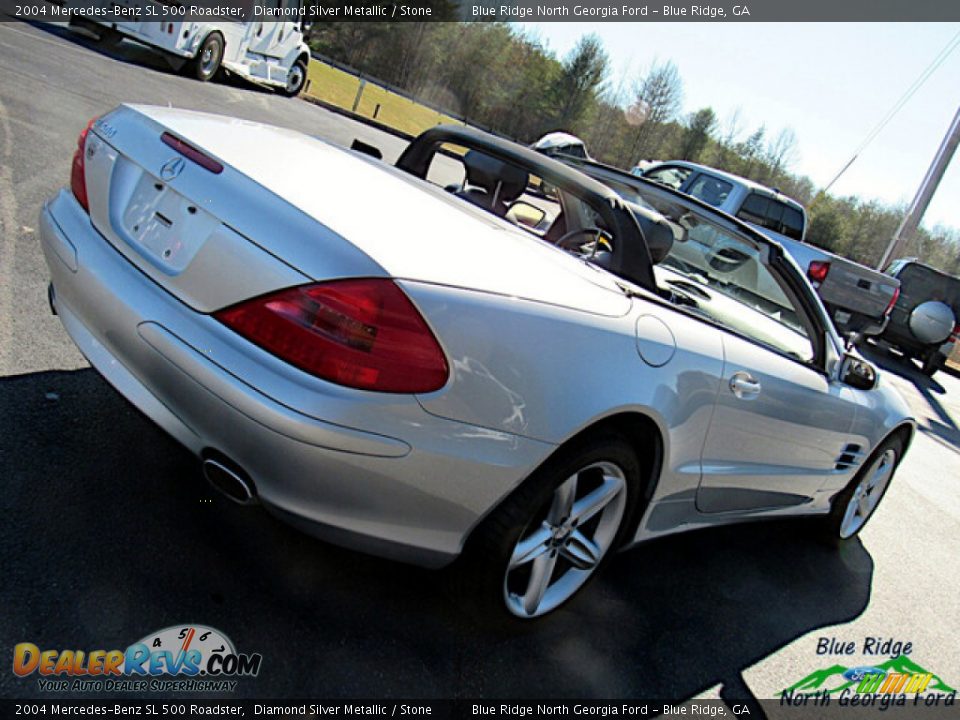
[782, 655, 956, 696]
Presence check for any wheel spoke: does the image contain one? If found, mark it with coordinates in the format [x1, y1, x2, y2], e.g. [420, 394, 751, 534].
[857, 491, 872, 518]
[522, 552, 558, 615]
[840, 495, 860, 536]
[560, 529, 602, 570]
[509, 524, 552, 569]
[548, 474, 578, 524]
[570, 474, 623, 526]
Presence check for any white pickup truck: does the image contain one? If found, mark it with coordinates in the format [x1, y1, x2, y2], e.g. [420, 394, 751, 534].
[66, 4, 312, 96]
[638, 161, 901, 337]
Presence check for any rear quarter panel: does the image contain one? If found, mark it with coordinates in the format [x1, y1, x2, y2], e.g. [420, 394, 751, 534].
[406, 281, 727, 504]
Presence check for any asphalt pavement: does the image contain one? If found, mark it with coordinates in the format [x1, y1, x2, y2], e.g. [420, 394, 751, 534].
[1, 19, 958, 710]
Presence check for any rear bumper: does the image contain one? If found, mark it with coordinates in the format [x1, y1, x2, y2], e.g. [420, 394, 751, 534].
[880, 321, 951, 358]
[825, 304, 888, 337]
[223, 58, 289, 88]
[40, 189, 554, 567]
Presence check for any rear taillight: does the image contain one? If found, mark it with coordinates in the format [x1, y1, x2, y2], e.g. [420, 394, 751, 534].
[807, 260, 830, 284]
[883, 286, 901, 316]
[215, 279, 449, 394]
[70, 117, 98, 212]
[950, 324, 960, 344]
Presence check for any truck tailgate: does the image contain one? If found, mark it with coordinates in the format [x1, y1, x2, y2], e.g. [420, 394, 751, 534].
[817, 258, 899, 320]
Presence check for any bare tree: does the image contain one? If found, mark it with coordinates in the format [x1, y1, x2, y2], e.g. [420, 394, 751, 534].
[712, 107, 743, 168]
[625, 60, 683, 163]
[765, 128, 799, 179]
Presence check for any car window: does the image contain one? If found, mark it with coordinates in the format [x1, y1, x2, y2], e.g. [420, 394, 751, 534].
[643, 165, 693, 190]
[666, 225, 814, 361]
[737, 193, 775, 226]
[781, 205, 805, 240]
[632, 194, 815, 362]
[884, 260, 905, 276]
[897, 264, 960, 311]
[687, 174, 733, 207]
[737, 192, 805, 241]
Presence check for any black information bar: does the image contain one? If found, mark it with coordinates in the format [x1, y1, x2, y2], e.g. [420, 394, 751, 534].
[1, 0, 959, 22]
[3, 698, 960, 719]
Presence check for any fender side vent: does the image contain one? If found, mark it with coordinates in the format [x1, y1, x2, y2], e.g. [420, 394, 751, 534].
[835, 443, 865, 471]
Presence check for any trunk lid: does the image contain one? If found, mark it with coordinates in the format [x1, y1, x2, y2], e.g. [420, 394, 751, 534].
[85, 105, 631, 318]
[83, 106, 384, 312]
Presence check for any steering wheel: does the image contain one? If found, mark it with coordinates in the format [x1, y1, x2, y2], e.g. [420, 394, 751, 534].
[554, 227, 614, 253]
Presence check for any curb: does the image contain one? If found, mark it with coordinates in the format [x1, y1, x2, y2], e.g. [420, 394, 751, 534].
[300, 94, 415, 144]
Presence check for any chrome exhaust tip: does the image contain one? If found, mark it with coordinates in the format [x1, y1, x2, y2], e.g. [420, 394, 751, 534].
[203, 458, 256, 505]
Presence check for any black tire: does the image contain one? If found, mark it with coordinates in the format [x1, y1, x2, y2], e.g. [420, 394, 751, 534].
[192, 33, 223, 82]
[95, 28, 122, 47]
[281, 58, 309, 97]
[455, 434, 643, 623]
[818, 434, 904, 546]
[921, 351, 941, 378]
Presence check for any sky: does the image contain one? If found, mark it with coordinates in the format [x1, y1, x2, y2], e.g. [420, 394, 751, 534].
[515, 22, 960, 233]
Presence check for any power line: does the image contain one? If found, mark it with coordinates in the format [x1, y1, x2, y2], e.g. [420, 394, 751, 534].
[856, 30, 960, 155]
[820, 29, 960, 196]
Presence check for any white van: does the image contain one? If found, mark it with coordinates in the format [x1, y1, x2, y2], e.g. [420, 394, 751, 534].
[67, 7, 312, 96]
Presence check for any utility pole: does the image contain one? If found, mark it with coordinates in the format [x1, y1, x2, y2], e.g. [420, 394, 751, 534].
[877, 104, 960, 269]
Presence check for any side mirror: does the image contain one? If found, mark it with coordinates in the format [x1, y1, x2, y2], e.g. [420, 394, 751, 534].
[840, 353, 878, 391]
[506, 200, 547, 230]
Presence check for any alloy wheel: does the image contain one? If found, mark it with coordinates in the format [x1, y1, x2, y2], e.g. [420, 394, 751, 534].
[839, 448, 896, 538]
[503, 461, 627, 618]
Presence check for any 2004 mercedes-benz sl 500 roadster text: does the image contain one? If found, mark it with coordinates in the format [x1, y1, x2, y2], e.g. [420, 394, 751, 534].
[41, 106, 914, 619]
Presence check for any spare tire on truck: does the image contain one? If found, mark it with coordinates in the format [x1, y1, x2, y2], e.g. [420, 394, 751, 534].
[908, 300, 954, 345]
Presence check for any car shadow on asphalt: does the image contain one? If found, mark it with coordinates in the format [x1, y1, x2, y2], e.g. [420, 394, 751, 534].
[1, 369, 875, 710]
[859, 342, 960, 454]
[22, 20, 274, 95]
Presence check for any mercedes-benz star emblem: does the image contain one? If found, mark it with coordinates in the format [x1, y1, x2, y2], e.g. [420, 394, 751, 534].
[160, 156, 185, 181]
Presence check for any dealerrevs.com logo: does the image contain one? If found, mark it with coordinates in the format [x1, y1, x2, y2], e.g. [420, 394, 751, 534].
[12, 624, 262, 693]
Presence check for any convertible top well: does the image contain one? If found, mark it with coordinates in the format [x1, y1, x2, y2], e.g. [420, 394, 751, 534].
[396, 125, 659, 292]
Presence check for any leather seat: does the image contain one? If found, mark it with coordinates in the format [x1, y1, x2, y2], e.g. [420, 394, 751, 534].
[454, 151, 528, 217]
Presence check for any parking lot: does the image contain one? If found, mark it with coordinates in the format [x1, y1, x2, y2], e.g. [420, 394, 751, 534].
[1, 19, 959, 709]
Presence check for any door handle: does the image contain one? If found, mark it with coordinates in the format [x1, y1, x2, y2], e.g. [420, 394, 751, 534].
[729, 371, 761, 399]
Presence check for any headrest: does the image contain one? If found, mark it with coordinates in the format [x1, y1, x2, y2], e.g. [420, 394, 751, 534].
[630, 205, 677, 264]
[462, 151, 528, 204]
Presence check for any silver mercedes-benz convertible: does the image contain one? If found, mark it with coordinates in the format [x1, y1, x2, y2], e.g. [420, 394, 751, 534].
[40, 106, 914, 620]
